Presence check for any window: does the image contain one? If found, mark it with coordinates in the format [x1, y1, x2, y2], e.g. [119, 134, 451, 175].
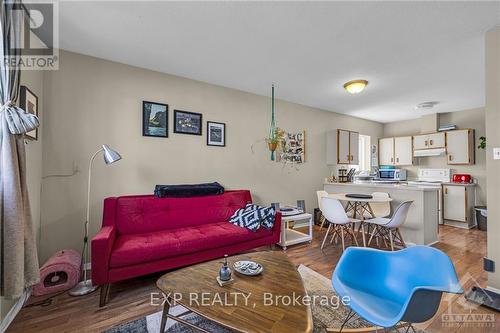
[358, 134, 371, 171]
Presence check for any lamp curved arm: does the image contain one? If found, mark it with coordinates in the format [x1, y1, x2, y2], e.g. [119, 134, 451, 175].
[86, 148, 104, 225]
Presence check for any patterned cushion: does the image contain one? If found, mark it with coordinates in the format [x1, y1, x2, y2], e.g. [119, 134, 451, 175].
[229, 203, 276, 232]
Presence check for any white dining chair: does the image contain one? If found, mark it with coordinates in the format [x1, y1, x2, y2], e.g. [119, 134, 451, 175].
[316, 190, 329, 229]
[363, 192, 391, 218]
[320, 197, 361, 251]
[365, 201, 413, 251]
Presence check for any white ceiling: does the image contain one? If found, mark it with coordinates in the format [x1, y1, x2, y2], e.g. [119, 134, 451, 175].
[57, 1, 500, 123]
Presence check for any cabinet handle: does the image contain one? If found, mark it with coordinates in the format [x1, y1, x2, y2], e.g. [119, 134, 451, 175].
[449, 155, 453, 161]
[429, 139, 434, 145]
[396, 157, 399, 163]
[425, 140, 428, 146]
[391, 157, 394, 162]
[444, 187, 448, 194]
[347, 155, 350, 161]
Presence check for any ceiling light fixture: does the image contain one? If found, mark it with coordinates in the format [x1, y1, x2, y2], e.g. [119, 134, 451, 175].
[415, 101, 439, 110]
[343, 79, 368, 94]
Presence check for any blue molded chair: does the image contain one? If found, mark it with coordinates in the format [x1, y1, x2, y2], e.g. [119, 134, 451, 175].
[332, 246, 463, 331]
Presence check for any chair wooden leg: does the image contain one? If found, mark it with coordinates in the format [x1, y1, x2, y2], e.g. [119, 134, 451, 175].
[396, 229, 407, 248]
[320, 215, 326, 229]
[350, 224, 359, 246]
[389, 229, 394, 251]
[341, 226, 346, 251]
[361, 223, 367, 247]
[99, 283, 111, 307]
[368, 225, 378, 246]
[321, 223, 332, 250]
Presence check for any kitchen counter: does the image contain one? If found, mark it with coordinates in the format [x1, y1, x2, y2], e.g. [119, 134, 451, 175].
[324, 181, 439, 191]
[442, 182, 477, 187]
[324, 182, 439, 246]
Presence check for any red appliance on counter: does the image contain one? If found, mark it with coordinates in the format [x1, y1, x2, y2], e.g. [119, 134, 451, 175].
[452, 174, 472, 183]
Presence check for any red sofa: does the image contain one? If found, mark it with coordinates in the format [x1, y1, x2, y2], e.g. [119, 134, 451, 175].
[91, 190, 281, 305]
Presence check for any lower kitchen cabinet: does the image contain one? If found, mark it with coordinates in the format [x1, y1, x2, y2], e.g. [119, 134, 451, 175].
[443, 184, 476, 229]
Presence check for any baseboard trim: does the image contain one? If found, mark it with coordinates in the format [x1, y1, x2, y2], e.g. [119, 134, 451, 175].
[0, 288, 31, 333]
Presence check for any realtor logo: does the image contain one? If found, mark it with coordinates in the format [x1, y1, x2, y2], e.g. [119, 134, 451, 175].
[4, 0, 59, 70]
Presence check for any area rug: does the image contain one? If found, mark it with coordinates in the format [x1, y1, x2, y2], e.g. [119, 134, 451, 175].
[104, 265, 423, 333]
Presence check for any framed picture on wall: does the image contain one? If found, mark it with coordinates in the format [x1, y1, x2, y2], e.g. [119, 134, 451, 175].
[174, 110, 202, 135]
[207, 121, 226, 147]
[19, 85, 38, 140]
[143, 101, 168, 138]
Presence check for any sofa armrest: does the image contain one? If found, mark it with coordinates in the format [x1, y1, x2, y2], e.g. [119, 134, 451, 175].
[272, 212, 282, 244]
[91, 225, 116, 285]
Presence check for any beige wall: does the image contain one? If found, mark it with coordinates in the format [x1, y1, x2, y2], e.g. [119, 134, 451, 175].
[485, 27, 500, 290]
[39, 50, 383, 262]
[0, 71, 44, 321]
[383, 108, 487, 205]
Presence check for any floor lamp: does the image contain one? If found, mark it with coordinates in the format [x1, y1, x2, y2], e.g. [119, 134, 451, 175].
[69, 144, 122, 296]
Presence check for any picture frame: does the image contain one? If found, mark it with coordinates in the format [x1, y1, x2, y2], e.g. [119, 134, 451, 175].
[142, 101, 168, 138]
[207, 121, 226, 147]
[19, 85, 38, 140]
[174, 110, 202, 135]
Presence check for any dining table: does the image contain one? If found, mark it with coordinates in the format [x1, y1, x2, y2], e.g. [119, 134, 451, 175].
[327, 193, 393, 246]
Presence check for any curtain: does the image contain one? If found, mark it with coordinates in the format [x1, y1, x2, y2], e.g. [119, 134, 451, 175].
[1, 0, 40, 298]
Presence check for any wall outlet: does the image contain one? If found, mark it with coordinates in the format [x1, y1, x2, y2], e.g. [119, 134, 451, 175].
[494, 148, 500, 160]
[484, 257, 495, 273]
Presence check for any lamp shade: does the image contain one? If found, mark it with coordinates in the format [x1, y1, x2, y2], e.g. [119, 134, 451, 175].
[102, 144, 122, 164]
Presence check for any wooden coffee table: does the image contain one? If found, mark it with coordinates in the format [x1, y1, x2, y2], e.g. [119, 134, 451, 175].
[156, 251, 312, 333]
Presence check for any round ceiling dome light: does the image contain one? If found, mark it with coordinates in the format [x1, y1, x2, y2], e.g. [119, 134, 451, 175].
[415, 101, 439, 110]
[343, 80, 368, 94]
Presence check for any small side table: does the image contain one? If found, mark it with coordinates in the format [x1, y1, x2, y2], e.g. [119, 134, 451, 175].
[278, 213, 313, 250]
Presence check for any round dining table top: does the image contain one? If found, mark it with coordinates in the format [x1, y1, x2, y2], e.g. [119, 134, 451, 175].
[327, 193, 393, 203]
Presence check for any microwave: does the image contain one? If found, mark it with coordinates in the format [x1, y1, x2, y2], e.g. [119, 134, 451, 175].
[378, 169, 407, 181]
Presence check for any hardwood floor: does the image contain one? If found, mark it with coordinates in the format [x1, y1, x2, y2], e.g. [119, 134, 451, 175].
[8, 225, 496, 333]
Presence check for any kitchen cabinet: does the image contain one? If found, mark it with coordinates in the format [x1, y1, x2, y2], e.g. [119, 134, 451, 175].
[378, 136, 413, 166]
[349, 131, 359, 165]
[413, 132, 445, 150]
[379, 137, 394, 166]
[446, 129, 474, 165]
[443, 184, 476, 228]
[326, 129, 359, 165]
[394, 136, 413, 165]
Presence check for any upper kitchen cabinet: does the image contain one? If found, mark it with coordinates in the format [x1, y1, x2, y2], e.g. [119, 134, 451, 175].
[446, 129, 475, 165]
[379, 137, 394, 166]
[379, 136, 413, 166]
[394, 136, 413, 165]
[413, 132, 445, 150]
[326, 129, 359, 165]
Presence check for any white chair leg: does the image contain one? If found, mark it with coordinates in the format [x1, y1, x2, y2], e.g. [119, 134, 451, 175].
[368, 225, 378, 246]
[396, 228, 406, 248]
[389, 229, 394, 251]
[321, 223, 332, 250]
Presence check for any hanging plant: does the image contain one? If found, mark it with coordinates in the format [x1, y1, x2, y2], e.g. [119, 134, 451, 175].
[266, 84, 278, 160]
[478, 136, 486, 150]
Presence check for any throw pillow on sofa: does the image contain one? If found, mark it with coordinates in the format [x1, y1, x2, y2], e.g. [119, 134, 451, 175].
[229, 203, 276, 232]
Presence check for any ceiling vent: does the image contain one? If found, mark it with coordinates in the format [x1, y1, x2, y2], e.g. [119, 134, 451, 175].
[415, 101, 439, 110]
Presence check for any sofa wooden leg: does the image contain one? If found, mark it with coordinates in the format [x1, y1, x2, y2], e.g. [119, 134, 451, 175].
[99, 284, 111, 307]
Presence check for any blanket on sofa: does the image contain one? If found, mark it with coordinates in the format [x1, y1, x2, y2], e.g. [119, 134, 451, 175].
[228, 203, 276, 232]
[154, 182, 224, 198]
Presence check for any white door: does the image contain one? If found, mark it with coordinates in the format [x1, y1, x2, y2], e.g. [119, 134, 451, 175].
[394, 136, 413, 165]
[446, 130, 470, 164]
[379, 138, 394, 166]
[337, 129, 350, 164]
[413, 134, 428, 150]
[443, 185, 466, 222]
[428, 132, 445, 148]
[349, 131, 359, 165]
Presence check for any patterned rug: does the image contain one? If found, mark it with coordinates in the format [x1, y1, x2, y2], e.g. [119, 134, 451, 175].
[104, 265, 423, 333]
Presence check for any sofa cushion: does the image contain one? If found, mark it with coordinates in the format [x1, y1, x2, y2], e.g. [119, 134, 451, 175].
[114, 190, 251, 235]
[109, 221, 272, 268]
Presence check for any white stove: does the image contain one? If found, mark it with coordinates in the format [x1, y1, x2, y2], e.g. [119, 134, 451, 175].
[407, 169, 451, 224]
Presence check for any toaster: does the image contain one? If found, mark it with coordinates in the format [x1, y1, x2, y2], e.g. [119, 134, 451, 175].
[452, 174, 472, 183]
